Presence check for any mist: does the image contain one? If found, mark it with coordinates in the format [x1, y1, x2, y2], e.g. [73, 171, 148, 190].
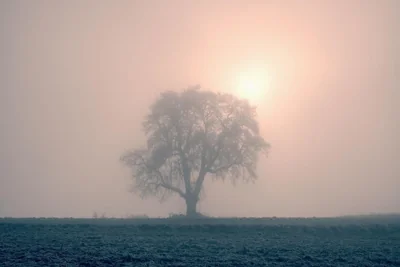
[1, 0, 399, 218]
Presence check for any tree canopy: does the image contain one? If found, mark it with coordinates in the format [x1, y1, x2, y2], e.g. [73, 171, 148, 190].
[121, 86, 270, 216]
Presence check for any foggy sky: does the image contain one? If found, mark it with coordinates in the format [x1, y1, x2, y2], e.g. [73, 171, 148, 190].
[1, 0, 399, 218]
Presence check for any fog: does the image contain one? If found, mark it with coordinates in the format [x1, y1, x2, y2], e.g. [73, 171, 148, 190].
[1, 0, 399, 218]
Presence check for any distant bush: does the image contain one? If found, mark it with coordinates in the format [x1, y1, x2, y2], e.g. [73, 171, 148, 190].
[168, 213, 186, 218]
[126, 214, 149, 219]
[92, 212, 107, 219]
[168, 212, 209, 219]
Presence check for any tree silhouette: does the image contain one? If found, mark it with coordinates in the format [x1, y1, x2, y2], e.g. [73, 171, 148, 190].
[121, 86, 270, 217]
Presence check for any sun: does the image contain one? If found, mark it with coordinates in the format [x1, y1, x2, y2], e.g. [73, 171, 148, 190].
[234, 69, 269, 104]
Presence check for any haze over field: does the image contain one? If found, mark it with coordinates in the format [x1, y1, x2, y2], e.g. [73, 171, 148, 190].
[0, 0, 399, 218]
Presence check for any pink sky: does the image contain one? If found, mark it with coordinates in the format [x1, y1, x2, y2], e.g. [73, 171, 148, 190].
[0, 0, 399, 217]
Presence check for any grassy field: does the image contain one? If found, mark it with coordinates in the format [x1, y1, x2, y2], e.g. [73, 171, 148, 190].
[0, 215, 399, 266]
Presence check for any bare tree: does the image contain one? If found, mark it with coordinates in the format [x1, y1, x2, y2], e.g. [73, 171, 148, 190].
[121, 86, 270, 217]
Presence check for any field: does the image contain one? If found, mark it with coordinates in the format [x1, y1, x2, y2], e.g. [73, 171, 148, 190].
[0, 216, 399, 266]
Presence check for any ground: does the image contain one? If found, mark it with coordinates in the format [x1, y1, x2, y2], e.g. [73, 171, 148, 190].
[0, 216, 399, 266]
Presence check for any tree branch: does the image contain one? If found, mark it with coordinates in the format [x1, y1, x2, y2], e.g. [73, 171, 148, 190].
[158, 182, 185, 198]
[123, 150, 186, 199]
[208, 141, 245, 174]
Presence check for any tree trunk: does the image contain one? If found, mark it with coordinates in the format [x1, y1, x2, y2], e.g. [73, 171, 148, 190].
[185, 195, 198, 217]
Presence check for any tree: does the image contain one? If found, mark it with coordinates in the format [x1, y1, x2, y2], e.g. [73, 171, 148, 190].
[120, 86, 270, 217]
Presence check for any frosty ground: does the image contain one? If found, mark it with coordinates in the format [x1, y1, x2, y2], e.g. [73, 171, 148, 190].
[0, 216, 399, 266]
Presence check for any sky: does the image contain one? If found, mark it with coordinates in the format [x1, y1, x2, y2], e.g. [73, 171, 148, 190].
[0, 0, 399, 218]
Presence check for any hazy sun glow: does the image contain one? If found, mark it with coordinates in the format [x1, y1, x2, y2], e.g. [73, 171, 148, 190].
[234, 69, 270, 104]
